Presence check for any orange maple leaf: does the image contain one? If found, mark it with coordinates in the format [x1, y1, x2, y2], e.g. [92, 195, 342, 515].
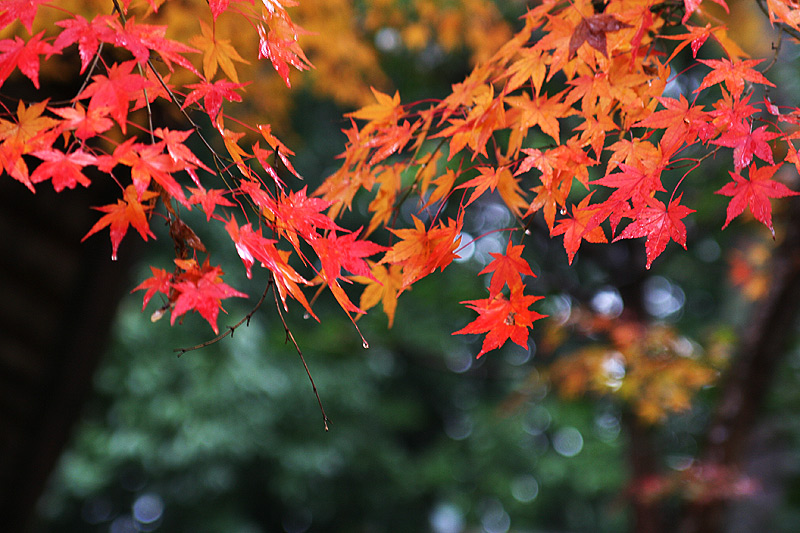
[82, 184, 159, 261]
[454, 290, 546, 358]
[551, 193, 608, 264]
[0, 99, 58, 189]
[382, 215, 462, 290]
[479, 241, 535, 296]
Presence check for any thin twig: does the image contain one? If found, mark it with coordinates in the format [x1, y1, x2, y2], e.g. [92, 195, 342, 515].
[174, 282, 272, 356]
[272, 281, 330, 431]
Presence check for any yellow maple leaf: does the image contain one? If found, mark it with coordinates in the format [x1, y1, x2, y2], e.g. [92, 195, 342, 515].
[353, 262, 404, 327]
[347, 87, 403, 126]
[190, 21, 250, 83]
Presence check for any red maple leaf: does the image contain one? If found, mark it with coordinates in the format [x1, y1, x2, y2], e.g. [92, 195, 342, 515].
[99, 16, 199, 73]
[633, 95, 711, 156]
[695, 58, 774, 97]
[0, 32, 56, 89]
[50, 103, 114, 140]
[682, 0, 729, 23]
[591, 161, 666, 206]
[614, 195, 695, 269]
[30, 148, 96, 192]
[710, 123, 777, 173]
[132, 266, 173, 310]
[183, 79, 248, 121]
[225, 216, 316, 318]
[82, 184, 159, 261]
[154, 127, 213, 181]
[54, 14, 106, 73]
[257, 12, 313, 88]
[269, 186, 342, 245]
[480, 240, 535, 296]
[551, 193, 608, 264]
[188, 186, 235, 221]
[382, 215, 463, 290]
[101, 139, 188, 205]
[310, 229, 389, 313]
[0, 0, 48, 33]
[454, 290, 546, 358]
[170, 262, 247, 334]
[76, 60, 148, 133]
[715, 164, 799, 234]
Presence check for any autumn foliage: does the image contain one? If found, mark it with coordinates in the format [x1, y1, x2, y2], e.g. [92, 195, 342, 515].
[3, 0, 800, 431]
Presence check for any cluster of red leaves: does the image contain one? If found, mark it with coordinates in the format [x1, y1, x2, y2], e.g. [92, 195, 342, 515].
[0, 0, 354, 333]
[453, 242, 546, 358]
[5, 0, 800, 358]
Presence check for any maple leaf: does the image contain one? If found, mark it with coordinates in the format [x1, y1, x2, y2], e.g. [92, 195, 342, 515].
[100, 16, 199, 73]
[436, 84, 506, 160]
[614, 195, 695, 269]
[208, 0, 253, 21]
[170, 262, 247, 334]
[454, 290, 546, 358]
[309, 229, 388, 313]
[183, 79, 248, 121]
[365, 120, 415, 165]
[480, 241, 535, 296]
[257, 12, 313, 88]
[0, 32, 56, 90]
[132, 266, 173, 310]
[50, 103, 114, 140]
[82, 185, 159, 261]
[767, 0, 800, 33]
[710, 123, 777, 173]
[352, 262, 404, 327]
[457, 165, 512, 208]
[506, 90, 566, 143]
[257, 123, 301, 180]
[568, 14, 631, 58]
[106, 140, 188, 205]
[0, 99, 58, 189]
[154, 127, 213, 179]
[75, 60, 148, 133]
[0, 0, 48, 33]
[54, 15, 103, 73]
[190, 21, 250, 83]
[551, 193, 608, 265]
[188, 186, 235, 221]
[661, 23, 717, 62]
[682, 0, 729, 23]
[695, 58, 774, 97]
[367, 164, 401, 236]
[348, 87, 403, 125]
[527, 170, 572, 231]
[270, 186, 343, 245]
[633, 95, 710, 157]
[421, 168, 457, 209]
[502, 48, 547, 95]
[225, 216, 316, 318]
[715, 164, 799, 235]
[591, 162, 666, 206]
[29, 148, 96, 192]
[382, 216, 462, 290]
